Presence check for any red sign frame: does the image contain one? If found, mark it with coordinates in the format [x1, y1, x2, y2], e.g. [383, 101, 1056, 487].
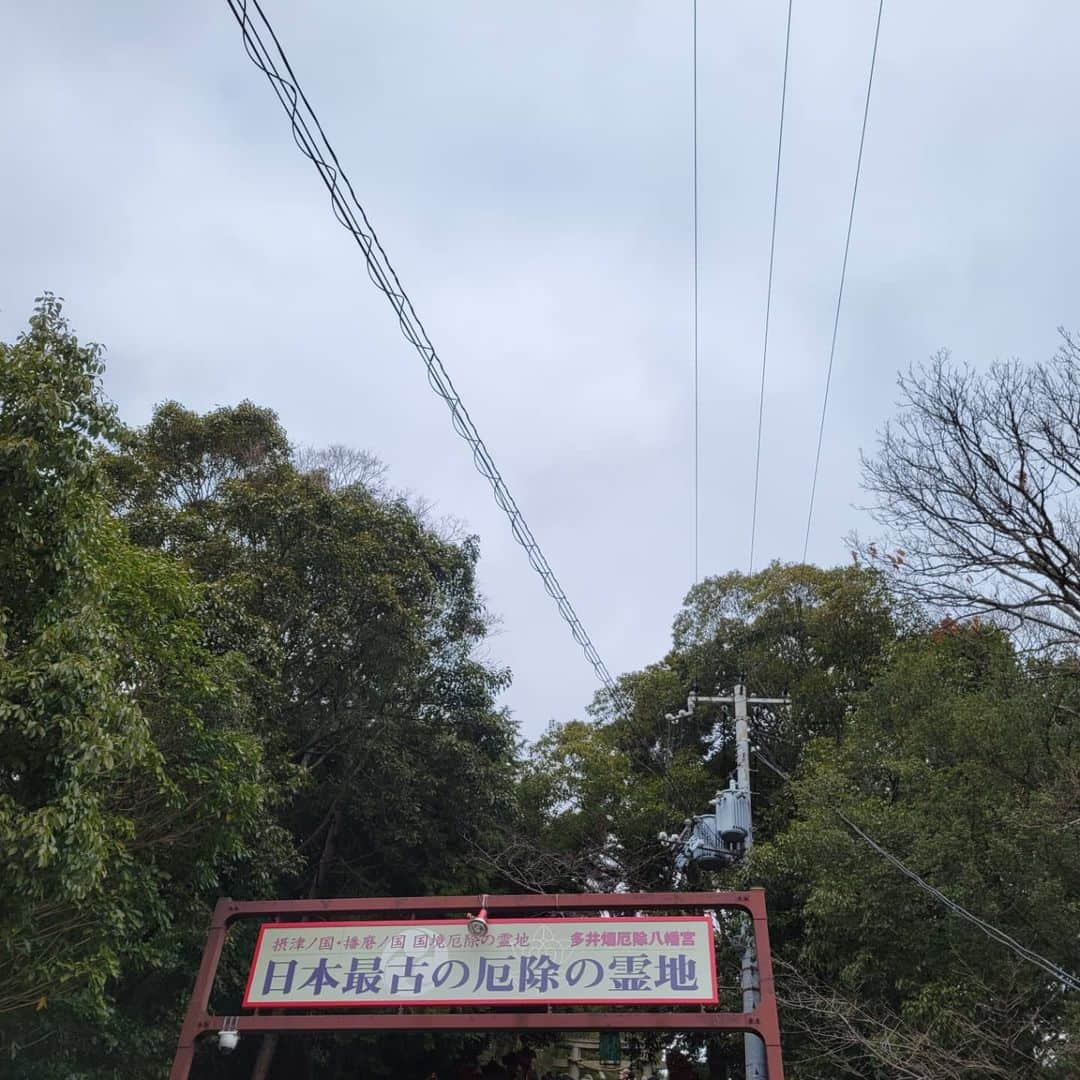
[170, 891, 784, 1079]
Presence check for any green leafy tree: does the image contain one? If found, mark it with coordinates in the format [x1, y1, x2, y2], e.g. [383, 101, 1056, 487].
[106, 402, 521, 1077]
[109, 403, 518, 900]
[0, 294, 148, 1018]
[0, 299, 293, 1076]
[752, 625, 1080, 1078]
[517, 565, 902, 1077]
[3, 305, 525, 1077]
[523, 564, 900, 895]
[525, 562, 1079, 1077]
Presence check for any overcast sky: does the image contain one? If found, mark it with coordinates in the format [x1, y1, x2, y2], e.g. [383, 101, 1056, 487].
[3, 2, 1077, 738]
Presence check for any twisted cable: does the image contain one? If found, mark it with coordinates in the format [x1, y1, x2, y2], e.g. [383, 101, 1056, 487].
[225, 0, 629, 713]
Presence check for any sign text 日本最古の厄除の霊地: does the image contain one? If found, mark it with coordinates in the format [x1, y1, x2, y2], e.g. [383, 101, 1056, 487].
[242, 916, 719, 1008]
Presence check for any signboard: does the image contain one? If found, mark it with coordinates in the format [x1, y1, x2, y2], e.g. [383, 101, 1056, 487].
[242, 916, 717, 1008]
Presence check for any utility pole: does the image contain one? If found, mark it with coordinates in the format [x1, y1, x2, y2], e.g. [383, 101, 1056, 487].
[682, 683, 789, 1080]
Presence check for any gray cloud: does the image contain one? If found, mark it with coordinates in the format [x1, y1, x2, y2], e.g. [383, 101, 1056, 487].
[3, 1, 1078, 736]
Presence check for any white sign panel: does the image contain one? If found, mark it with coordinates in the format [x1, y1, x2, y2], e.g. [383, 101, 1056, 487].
[243, 916, 718, 1008]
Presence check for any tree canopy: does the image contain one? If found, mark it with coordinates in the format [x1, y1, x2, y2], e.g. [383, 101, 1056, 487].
[1, 299, 292, 1072]
[2, 300, 1077, 1079]
[1, 299, 521, 1078]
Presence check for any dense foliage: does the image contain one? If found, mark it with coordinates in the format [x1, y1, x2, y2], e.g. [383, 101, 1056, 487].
[527, 567, 1078, 1078]
[0, 299, 519, 1078]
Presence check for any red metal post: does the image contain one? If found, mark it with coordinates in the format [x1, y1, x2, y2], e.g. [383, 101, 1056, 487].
[170, 897, 233, 1080]
[746, 890, 784, 1080]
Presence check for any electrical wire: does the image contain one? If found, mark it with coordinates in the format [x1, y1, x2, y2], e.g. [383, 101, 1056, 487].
[748, 0, 794, 575]
[691, 0, 700, 585]
[802, 0, 884, 563]
[223, 0, 629, 714]
[753, 746, 1080, 994]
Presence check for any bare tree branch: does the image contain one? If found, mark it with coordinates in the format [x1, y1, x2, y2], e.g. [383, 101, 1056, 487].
[855, 335, 1080, 649]
[293, 443, 388, 493]
[774, 956, 1061, 1079]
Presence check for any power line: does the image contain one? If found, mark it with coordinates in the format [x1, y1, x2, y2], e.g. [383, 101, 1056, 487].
[691, 0, 699, 584]
[802, 0, 884, 563]
[223, 0, 628, 713]
[753, 747, 1080, 994]
[748, 0, 794, 575]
